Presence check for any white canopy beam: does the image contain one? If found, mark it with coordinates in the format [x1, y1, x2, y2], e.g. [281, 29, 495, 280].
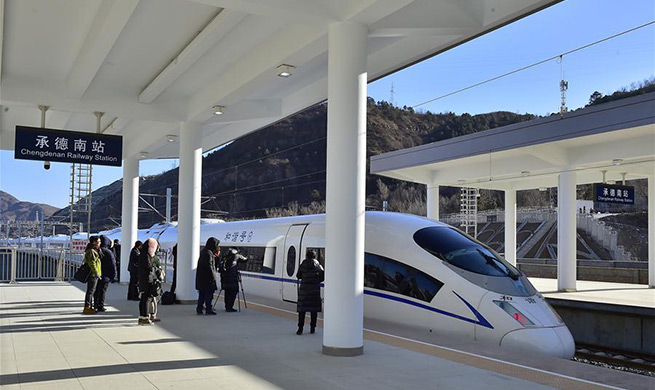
[185, 0, 336, 25]
[138, 9, 246, 104]
[0, 0, 4, 85]
[67, 0, 140, 99]
[2, 83, 186, 123]
[187, 23, 324, 123]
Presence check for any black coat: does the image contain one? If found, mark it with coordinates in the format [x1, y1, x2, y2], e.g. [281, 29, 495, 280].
[219, 250, 246, 290]
[98, 235, 117, 281]
[296, 258, 324, 313]
[128, 247, 140, 275]
[138, 250, 157, 291]
[196, 238, 219, 292]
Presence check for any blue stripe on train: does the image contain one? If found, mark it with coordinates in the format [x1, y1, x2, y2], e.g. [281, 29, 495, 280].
[239, 272, 493, 329]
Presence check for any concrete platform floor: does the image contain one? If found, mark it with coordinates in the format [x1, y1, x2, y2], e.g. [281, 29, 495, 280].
[0, 282, 647, 390]
[531, 278, 655, 308]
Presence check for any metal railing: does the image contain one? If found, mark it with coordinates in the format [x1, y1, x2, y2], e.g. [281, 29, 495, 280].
[0, 247, 84, 283]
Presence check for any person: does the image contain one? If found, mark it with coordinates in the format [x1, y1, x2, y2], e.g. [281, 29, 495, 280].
[296, 249, 324, 335]
[82, 236, 101, 315]
[113, 239, 121, 282]
[94, 235, 117, 312]
[127, 240, 142, 301]
[219, 248, 247, 312]
[196, 237, 220, 315]
[171, 244, 178, 293]
[138, 238, 164, 325]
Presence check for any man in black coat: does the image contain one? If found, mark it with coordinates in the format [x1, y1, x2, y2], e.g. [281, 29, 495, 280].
[296, 249, 324, 335]
[219, 248, 247, 312]
[94, 235, 117, 312]
[127, 240, 142, 301]
[195, 237, 220, 315]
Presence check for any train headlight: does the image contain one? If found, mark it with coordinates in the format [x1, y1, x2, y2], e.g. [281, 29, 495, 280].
[493, 301, 534, 327]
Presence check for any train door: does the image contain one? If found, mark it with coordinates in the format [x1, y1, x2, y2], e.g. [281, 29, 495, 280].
[282, 224, 308, 303]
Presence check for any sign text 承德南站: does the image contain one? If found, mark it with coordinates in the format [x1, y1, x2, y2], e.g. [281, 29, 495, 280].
[14, 126, 122, 167]
[593, 183, 635, 205]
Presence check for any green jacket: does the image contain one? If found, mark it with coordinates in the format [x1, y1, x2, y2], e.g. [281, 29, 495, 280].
[84, 248, 102, 278]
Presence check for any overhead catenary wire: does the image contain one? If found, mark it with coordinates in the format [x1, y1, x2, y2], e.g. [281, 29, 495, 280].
[411, 20, 655, 109]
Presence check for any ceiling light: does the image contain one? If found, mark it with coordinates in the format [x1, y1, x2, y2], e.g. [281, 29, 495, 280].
[612, 158, 623, 166]
[212, 105, 225, 115]
[276, 64, 295, 78]
[166, 134, 177, 142]
[520, 171, 530, 176]
[539, 187, 547, 192]
[139, 151, 149, 159]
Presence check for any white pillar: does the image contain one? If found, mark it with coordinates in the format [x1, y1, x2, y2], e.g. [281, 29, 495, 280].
[120, 156, 139, 283]
[557, 170, 577, 291]
[649, 176, 654, 288]
[427, 185, 439, 221]
[323, 21, 367, 357]
[504, 188, 517, 266]
[176, 122, 203, 301]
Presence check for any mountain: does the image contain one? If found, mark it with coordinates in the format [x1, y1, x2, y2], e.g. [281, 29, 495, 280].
[77, 101, 534, 230]
[0, 191, 59, 222]
[74, 80, 654, 231]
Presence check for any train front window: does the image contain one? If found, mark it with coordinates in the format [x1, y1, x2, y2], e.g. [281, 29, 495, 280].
[364, 252, 443, 303]
[413, 227, 520, 278]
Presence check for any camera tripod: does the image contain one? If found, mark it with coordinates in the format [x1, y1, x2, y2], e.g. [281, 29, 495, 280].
[212, 271, 247, 311]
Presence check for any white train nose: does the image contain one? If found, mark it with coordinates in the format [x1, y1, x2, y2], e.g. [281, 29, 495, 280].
[500, 325, 575, 359]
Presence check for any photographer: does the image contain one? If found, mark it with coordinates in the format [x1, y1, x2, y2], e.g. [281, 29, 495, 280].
[196, 237, 220, 315]
[219, 248, 247, 312]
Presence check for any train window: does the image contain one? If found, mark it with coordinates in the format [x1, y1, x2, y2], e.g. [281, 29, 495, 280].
[364, 252, 443, 303]
[286, 246, 296, 277]
[217, 246, 276, 274]
[413, 227, 521, 279]
[307, 247, 325, 268]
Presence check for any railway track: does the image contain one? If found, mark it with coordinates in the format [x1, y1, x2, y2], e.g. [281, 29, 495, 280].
[574, 344, 655, 377]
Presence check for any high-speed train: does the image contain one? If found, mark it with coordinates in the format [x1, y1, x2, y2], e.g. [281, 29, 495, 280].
[156, 211, 574, 359]
[13, 211, 575, 358]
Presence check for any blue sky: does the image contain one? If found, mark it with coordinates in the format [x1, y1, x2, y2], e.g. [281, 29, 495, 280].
[1, 0, 654, 209]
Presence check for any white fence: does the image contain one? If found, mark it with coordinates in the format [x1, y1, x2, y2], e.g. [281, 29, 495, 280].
[0, 248, 84, 283]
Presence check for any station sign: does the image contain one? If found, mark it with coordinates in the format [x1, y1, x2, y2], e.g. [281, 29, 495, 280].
[14, 126, 122, 167]
[593, 183, 634, 205]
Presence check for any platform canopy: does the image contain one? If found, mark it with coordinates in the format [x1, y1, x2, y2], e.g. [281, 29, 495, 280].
[370, 93, 655, 190]
[0, 0, 560, 159]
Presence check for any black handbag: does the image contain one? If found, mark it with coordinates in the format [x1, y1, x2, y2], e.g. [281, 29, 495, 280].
[161, 291, 176, 305]
[74, 263, 91, 283]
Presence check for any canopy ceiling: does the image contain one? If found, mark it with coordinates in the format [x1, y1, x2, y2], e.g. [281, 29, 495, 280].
[370, 93, 655, 190]
[1, 0, 559, 160]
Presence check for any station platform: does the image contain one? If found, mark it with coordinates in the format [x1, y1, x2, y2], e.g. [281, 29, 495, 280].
[530, 278, 655, 309]
[0, 282, 652, 390]
[530, 277, 654, 359]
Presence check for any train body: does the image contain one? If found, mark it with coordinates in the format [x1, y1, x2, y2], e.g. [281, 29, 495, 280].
[158, 212, 574, 359]
[7, 211, 575, 358]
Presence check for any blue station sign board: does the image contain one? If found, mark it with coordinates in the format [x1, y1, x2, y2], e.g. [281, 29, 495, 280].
[14, 126, 122, 167]
[593, 183, 634, 205]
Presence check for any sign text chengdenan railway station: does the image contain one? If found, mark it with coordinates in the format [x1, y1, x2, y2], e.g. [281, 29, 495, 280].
[14, 126, 122, 167]
[593, 183, 635, 205]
